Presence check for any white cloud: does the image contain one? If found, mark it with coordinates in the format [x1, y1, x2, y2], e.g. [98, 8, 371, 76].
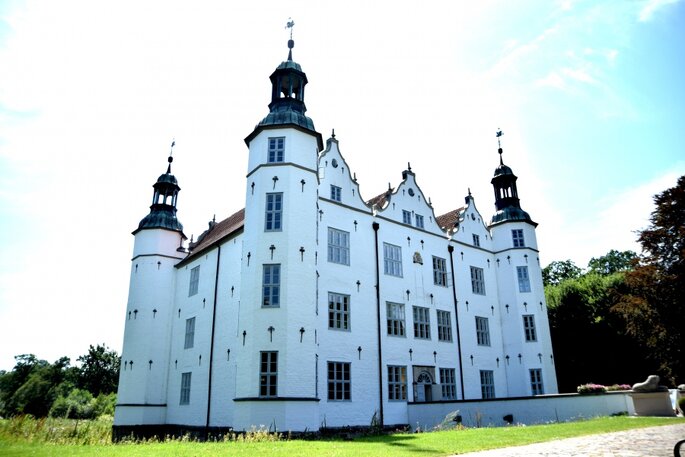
[638, 0, 681, 21]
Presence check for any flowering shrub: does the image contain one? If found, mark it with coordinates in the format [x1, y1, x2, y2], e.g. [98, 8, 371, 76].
[606, 384, 631, 391]
[577, 383, 607, 394]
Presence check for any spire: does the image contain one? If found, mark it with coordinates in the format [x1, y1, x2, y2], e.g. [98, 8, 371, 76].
[286, 18, 295, 61]
[489, 129, 535, 226]
[133, 144, 184, 235]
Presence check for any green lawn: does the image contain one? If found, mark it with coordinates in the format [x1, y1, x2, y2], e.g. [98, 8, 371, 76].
[1, 416, 683, 456]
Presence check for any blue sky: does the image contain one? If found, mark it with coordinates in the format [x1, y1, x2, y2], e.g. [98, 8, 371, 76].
[0, 0, 683, 371]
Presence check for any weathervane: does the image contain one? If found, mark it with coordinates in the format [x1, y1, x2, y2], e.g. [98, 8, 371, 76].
[496, 129, 504, 164]
[167, 139, 175, 173]
[286, 18, 295, 60]
[286, 18, 295, 39]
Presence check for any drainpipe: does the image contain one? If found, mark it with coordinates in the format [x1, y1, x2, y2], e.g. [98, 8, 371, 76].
[206, 245, 221, 435]
[372, 222, 384, 428]
[448, 245, 465, 400]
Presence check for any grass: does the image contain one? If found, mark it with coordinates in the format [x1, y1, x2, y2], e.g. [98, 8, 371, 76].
[0, 415, 683, 456]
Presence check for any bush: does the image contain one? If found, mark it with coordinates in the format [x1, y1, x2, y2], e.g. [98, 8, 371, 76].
[49, 389, 95, 419]
[577, 383, 607, 394]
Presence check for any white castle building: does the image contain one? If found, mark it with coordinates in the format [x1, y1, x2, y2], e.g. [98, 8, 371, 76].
[114, 37, 557, 436]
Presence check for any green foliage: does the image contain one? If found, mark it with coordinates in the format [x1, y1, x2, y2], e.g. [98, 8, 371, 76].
[0, 415, 112, 445]
[77, 344, 120, 395]
[587, 250, 637, 276]
[613, 176, 685, 385]
[542, 260, 582, 286]
[49, 389, 95, 420]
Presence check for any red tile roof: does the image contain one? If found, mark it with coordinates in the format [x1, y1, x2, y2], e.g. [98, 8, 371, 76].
[180, 208, 245, 265]
[436, 207, 464, 230]
[366, 189, 393, 209]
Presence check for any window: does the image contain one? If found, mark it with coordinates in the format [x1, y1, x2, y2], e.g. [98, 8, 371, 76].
[413, 306, 431, 339]
[437, 310, 452, 342]
[523, 315, 537, 342]
[265, 193, 283, 231]
[402, 210, 412, 225]
[475, 316, 490, 346]
[327, 362, 351, 401]
[327, 228, 350, 265]
[330, 185, 342, 202]
[480, 370, 495, 399]
[383, 243, 403, 277]
[470, 266, 485, 295]
[262, 264, 280, 307]
[268, 137, 285, 163]
[328, 293, 350, 330]
[512, 229, 525, 247]
[188, 265, 200, 296]
[259, 351, 278, 397]
[184, 317, 195, 349]
[386, 302, 406, 336]
[517, 266, 531, 292]
[433, 256, 447, 286]
[472, 234, 480, 247]
[180, 372, 191, 405]
[387, 365, 407, 400]
[415, 214, 424, 229]
[530, 369, 544, 395]
[440, 368, 456, 400]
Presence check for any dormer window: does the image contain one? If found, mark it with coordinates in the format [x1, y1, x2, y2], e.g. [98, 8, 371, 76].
[268, 137, 285, 163]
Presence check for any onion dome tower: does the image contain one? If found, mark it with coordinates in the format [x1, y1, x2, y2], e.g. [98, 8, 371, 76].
[135, 152, 184, 235]
[489, 131, 535, 226]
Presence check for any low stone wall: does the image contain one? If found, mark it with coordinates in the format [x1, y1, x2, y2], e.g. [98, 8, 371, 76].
[407, 392, 634, 430]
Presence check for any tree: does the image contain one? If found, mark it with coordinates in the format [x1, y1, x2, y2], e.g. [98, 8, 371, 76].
[613, 176, 685, 385]
[542, 260, 582, 286]
[77, 344, 120, 395]
[587, 250, 637, 276]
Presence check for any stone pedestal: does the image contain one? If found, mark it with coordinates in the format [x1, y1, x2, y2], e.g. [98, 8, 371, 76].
[629, 392, 676, 417]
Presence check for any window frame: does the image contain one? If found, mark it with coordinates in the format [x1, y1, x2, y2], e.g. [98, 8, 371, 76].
[184, 317, 195, 349]
[512, 229, 525, 248]
[330, 185, 342, 202]
[412, 306, 431, 340]
[328, 292, 350, 331]
[387, 365, 407, 401]
[432, 256, 447, 286]
[472, 234, 480, 247]
[327, 227, 350, 265]
[402, 210, 412, 225]
[386, 302, 406, 337]
[180, 372, 192, 405]
[262, 264, 281, 308]
[188, 265, 200, 297]
[268, 137, 285, 163]
[517, 266, 531, 293]
[264, 193, 283, 232]
[415, 214, 424, 229]
[480, 370, 495, 399]
[327, 361, 351, 401]
[439, 368, 457, 400]
[470, 266, 485, 295]
[437, 310, 452, 342]
[523, 314, 537, 342]
[530, 368, 544, 395]
[475, 316, 491, 346]
[383, 243, 403, 277]
[259, 351, 278, 397]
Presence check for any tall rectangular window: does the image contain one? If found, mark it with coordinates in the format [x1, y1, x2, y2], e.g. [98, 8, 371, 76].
[327, 227, 350, 265]
[472, 234, 480, 247]
[475, 316, 490, 346]
[512, 229, 525, 247]
[530, 368, 544, 395]
[517, 266, 531, 292]
[470, 266, 485, 295]
[433, 256, 447, 286]
[523, 314, 537, 342]
[402, 210, 412, 225]
[184, 317, 195, 349]
[328, 292, 350, 330]
[180, 372, 191, 405]
[268, 137, 285, 163]
[387, 365, 407, 401]
[437, 310, 452, 342]
[440, 368, 456, 400]
[415, 214, 424, 229]
[383, 243, 403, 277]
[259, 351, 278, 397]
[480, 370, 495, 399]
[327, 361, 351, 401]
[188, 265, 200, 296]
[413, 306, 431, 339]
[262, 264, 280, 307]
[330, 185, 342, 202]
[265, 193, 283, 231]
[386, 302, 405, 336]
